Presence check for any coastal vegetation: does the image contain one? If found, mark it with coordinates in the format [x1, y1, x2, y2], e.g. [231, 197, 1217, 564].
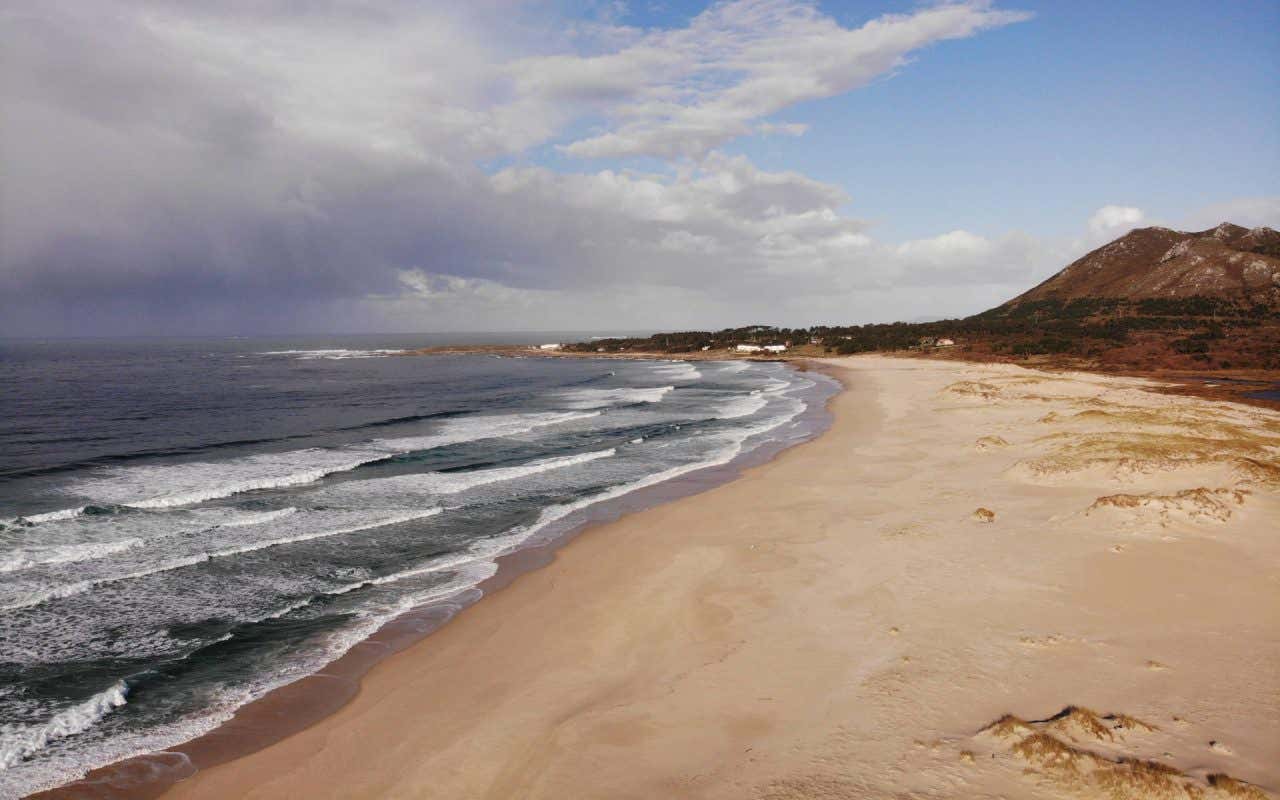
[567, 297, 1280, 372]
[569, 223, 1280, 375]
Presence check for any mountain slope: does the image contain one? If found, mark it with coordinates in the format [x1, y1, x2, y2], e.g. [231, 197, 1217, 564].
[1005, 222, 1280, 308]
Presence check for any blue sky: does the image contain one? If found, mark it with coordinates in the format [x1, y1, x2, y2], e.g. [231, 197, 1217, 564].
[2, 0, 1277, 335]
[557, 0, 1280, 240]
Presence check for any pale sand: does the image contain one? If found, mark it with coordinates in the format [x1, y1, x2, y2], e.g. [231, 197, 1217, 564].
[160, 356, 1279, 800]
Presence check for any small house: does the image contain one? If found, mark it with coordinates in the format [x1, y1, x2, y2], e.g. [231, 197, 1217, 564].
[736, 344, 763, 353]
[763, 344, 788, 353]
[936, 338, 956, 347]
[538, 343, 562, 350]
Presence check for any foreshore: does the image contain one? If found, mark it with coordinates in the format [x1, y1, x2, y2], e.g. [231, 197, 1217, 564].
[400, 343, 795, 362]
[407, 343, 1280, 411]
[39, 356, 1279, 799]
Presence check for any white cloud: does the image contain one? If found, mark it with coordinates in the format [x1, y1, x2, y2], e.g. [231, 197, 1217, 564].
[756, 121, 810, 137]
[528, 0, 1032, 160]
[1087, 205, 1145, 236]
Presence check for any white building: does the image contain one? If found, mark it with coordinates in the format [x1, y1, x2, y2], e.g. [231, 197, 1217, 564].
[763, 344, 788, 353]
[538, 343, 562, 350]
[935, 338, 956, 347]
[735, 344, 763, 353]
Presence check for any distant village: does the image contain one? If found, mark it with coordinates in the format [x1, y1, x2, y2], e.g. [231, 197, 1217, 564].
[545, 325, 960, 357]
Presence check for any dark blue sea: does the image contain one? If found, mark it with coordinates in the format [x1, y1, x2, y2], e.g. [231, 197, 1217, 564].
[0, 335, 834, 796]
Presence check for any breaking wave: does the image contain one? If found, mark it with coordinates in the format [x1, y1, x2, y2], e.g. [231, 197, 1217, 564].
[649, 362, 702, 381]
[255, 349, 407, 360]
[0, 681, 129, 771]
[0, 539, 143, 574]
[58, 412, 597, 512]
[557, 386, 674, 410]
[0, 509, 442, 612]
[316, 449, 616, 501]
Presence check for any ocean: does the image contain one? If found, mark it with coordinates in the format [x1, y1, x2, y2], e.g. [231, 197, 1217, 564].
[0, 335, 835, 797]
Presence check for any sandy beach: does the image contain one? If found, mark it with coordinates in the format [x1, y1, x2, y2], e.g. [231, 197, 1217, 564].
[61, 356, 1280, 799]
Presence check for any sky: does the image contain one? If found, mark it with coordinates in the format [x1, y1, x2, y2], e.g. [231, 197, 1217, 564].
[1, 0, 1277, 336]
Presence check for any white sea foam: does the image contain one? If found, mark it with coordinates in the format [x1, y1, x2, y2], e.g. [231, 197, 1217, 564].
[0, 680, 129, 771]
[714, 394, 769, 419]
[256, 349, 407, 359]
[282, 549, 500, 614]
[203, 509, 440, 560]
[17, 508, 85, 524]
[213, 507, 298, 527]
[486, 394, 810, 557]
[318, 449, 615, 501]
[0, 569, 486, 797]
[649, 362, 702, 381]
[62, 412, 596, 511]
[0, 508, 307, 579]
[0, 538, 143, 574]
[63, 450, 386, 511]
[0, 509, 442, 612]
[557, 386, 674, 410]
[371, 411, 600, 455]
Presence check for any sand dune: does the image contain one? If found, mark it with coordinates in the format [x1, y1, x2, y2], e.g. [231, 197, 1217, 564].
[1086, 487, 1250, 526]
[972, 706, 1268, 799]
[69, 356, 1276, 800]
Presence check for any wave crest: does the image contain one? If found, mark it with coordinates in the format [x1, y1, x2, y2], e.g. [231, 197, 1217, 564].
[0, 681, 129, 770]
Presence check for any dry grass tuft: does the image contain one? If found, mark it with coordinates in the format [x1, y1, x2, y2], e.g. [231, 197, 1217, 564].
[1012, 732, 1090, 773]
[972, 507, 996, 523]
[1232, 457, 1280, 488]
[942, 380, 1002, 400]
[1095, 757, 1197, 799]
[1017, 431, 1275, 482]
[975, 435, 1011, 451]
[1207, 774, 1271, 799]
[981, 714, 1032, 739]
[1047, 705, 1116, 742]
[1088, 487, 1250, 524]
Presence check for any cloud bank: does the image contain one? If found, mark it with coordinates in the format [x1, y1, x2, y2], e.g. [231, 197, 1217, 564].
[7, 0, 1237, 335]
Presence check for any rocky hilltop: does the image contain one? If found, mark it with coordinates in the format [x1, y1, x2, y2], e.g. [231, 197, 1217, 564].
[1005, 222, 1280, 308]
[565, 221, 1280, 388]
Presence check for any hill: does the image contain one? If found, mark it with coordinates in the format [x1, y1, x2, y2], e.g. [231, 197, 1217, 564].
[1004, 222, 1280, 308]
[564, 222, 1280, 397]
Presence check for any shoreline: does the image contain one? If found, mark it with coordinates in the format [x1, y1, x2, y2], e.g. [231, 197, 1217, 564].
[406, 343, 1280, 411]
[33, 356, 1280, 799]
[29, 361, 840, 800]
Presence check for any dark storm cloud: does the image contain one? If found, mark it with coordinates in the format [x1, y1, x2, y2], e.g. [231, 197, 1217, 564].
[0, 1, 1038, 335]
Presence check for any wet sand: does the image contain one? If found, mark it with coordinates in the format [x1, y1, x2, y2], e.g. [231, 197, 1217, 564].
[41, 356, 1280, 799]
